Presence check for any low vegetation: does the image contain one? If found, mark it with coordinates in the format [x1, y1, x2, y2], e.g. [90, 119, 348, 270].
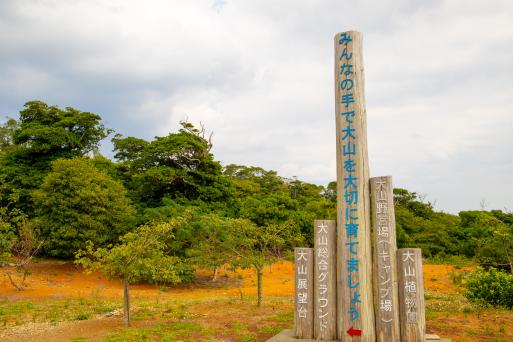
[464, 267, 513, 308]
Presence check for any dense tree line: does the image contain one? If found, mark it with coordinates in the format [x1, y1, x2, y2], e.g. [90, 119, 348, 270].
[2, 101, 513, 305]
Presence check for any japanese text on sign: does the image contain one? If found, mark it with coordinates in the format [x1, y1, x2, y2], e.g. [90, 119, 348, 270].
[338, 31, 361, 324]
[296, 250, 310, 319]
[375, 178, 394, 324]
[317, 222, 330, 331]
[402, 250, 418, 324]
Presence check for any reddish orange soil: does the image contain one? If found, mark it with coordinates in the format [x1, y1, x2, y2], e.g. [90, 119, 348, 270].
[1, 260, 513, 341]
[423, 264, 474, 294]
[0, 260, 294, 301]
[0, 261, 472, 301]
[1, 260, 295, 341]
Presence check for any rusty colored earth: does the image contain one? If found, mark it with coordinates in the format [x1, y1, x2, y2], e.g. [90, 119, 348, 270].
[0, 260, 512, 341]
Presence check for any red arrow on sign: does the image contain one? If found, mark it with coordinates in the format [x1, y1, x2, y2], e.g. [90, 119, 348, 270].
[347, 327, 362, 336]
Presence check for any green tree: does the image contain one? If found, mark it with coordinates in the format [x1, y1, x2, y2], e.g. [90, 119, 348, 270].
[393, 188, 460, 257]
[460, 210, 513, 272]
[0, 183, 27, 265]
[0, 101, 110, 214]
[488, 223, 513, 274]
[457, 211, 501, 259]
[186, 213, 245, 281]
[0, 118, 18, 152]
[113, 121, 234, 209]
[322, 181, 337, 202]
[0, 205, 16, 266]
[3, 219, 43, 291]
[224, 164, 334, 246]
[226, 219, 302, 306]
[76, 222, 181, 326]
[0, 185, 42, 289]
[139, 204, 236, 281]
[223, 164, 287, 198]
[33, 157, 135, 258]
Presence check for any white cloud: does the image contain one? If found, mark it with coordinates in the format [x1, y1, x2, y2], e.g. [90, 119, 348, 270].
[1, 0, 512, 212]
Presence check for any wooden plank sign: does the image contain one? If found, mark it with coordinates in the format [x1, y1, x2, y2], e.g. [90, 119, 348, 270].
[314, 220, 337, 339]
[335, 30, 375, 341]
[370, 176, 400, 341]
[397, 248, 426, 342]
[294, 248, 314, 338]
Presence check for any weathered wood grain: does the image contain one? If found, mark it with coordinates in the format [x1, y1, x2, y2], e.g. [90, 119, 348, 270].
[294, 248, 314, 339]
[370, 176, 400, 342]
[314, 220, 337, 340]
[397, 248, 426, 342]
[335, 30, 375, 341]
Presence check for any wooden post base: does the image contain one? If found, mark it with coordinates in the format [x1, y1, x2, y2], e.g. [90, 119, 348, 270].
[267, 329, 451, 342]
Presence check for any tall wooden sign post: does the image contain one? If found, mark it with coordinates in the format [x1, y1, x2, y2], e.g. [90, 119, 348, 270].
[370, 176, 400, 341]
[335, 31, 375, 341]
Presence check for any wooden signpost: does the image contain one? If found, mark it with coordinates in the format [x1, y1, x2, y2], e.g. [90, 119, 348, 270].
[314, 220, 337, 340]
[294, 248, 314, 339]
[370, 176, 400, 341]
[397, 248, 426, 342]
[287, 31, 434, 342]
[335, 30, 375, 341]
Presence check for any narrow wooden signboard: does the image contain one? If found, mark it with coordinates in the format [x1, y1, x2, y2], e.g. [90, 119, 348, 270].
[397, 248, 426, 342]
[335, 30, 375, 341]
[294, 247, 314, 339]
[314, 220, 337, 340]
[370, 176, 400, 341]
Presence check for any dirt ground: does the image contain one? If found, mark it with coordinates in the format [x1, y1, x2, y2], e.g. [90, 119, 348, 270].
[1, 260, 512, 341]
[0, 260, 293, 300]
[0, 261, 295, 341]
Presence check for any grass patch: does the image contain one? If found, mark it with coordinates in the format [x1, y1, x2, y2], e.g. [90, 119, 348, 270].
[93, 305, 116, 314]
[103, 321, 206, 342]
[267, 311, 293, 323]
[74, 312, 92, 321]
[71, 337, 88, 342]
[259, 325, 284, 334]
[0, 298, 119, 328]
[448, 272, 465, 286]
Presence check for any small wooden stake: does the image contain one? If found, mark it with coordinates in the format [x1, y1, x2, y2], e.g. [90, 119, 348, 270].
[370, 176, 400, 341]
[314, 220, 337, 340]
[397, 248, 426, 342]
[294, 247, 314, 338]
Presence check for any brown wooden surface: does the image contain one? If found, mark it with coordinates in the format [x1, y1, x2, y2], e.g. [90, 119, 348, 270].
[267, 330, 451, 342]
[294, 248, 314, 339]
[314, 220, 337, 340]
[397, 248, 426, 342]
[370, 176, 400, 341]
[335, 30, 375, 341]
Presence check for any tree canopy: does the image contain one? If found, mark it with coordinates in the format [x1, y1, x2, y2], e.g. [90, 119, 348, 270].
[33, 157, 135, 258]
[0, 101, 110, 214]
[112, 121, 234, 209]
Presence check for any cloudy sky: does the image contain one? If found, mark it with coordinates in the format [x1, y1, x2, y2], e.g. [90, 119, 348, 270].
[1, 0, 512, 213]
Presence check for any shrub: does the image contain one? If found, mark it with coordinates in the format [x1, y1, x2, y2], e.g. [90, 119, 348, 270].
[464, 267, 513, 308]
[33, 157, 135, 258]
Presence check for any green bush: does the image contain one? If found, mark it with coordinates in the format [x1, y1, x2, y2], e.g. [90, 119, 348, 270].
[464, 267, 513, 308]
[33, 157, 135, 258]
